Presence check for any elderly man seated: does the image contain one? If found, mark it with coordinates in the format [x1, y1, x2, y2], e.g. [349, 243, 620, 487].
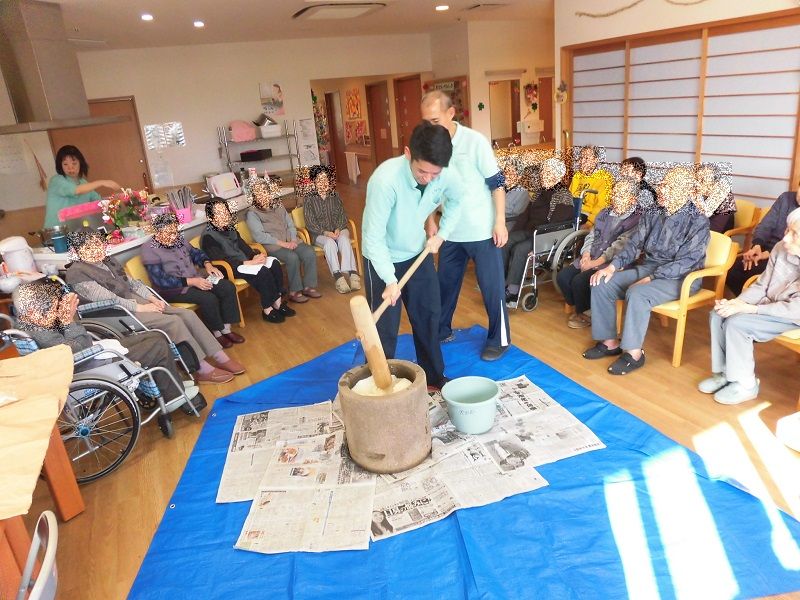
[699, 207, 800, 404]
[583, 166, 710, 375]
[12, 279, 201, 405]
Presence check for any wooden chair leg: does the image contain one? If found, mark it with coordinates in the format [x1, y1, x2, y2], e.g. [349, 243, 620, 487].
[42, 425, 85, 522]
[672, 314, 687, 367]
[616, 301, 623, 336]
[659, 315, 669, 327]
[236, 291, 245, 328]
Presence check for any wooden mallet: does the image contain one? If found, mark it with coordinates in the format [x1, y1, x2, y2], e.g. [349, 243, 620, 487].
[349, 247, 431, 391]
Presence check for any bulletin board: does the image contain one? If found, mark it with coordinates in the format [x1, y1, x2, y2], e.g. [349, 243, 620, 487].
[422, 76, 470, 127]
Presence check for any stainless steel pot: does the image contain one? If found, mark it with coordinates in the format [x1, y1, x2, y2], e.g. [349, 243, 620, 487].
[28, 225, 69, 249]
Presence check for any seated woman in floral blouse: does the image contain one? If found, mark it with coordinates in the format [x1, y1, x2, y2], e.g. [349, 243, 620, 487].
[302, 165, 360, 294]
[141, 212, 244, 348]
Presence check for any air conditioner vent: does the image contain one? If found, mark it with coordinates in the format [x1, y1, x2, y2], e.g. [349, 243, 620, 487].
[293, 3, 386, 19]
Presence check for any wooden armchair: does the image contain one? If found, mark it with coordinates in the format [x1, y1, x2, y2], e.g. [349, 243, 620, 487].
[290, 206, 363, 275]
[724, 199, 763, 253]
[235, 220, 268, 256]
[124, 255, 198, 313]
[189, 235, 249, 328]
[616, 232, 738, 367]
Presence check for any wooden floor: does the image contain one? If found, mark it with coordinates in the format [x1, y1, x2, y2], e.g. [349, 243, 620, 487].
[24, 181, 800, 599]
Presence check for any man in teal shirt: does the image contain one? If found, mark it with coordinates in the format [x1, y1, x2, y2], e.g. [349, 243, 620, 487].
[362, 121, 464, 390]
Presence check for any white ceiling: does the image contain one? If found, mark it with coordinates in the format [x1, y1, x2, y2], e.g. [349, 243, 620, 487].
[54, 0, 554, 50]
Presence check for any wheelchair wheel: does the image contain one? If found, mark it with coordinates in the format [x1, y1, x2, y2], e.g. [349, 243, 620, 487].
[158, 413, 175, 439]
[521, 291, 539, 312]
[59, 378, 141, 484]
[550, 229, 590, 296]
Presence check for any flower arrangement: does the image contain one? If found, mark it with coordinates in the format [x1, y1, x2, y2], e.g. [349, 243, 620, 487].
[99, 189, 149, 231]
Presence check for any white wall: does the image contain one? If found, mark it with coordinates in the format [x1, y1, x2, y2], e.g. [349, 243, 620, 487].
[431, 23, 470, 80]
[554, 0, 798, 147]
[77, 33, 432, 188]
[467, 20, 554, 144]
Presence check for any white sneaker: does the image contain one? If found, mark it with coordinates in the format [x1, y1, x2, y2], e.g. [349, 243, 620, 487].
[349, 273, 361, 291]
[713, 380, 759, 405]
[335, 277, 351, 294]
[184, 384, 200, 400]
[698, 373, 727, 394]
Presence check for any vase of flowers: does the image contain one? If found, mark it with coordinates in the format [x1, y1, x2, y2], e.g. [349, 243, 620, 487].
[99, 189, 149, 233]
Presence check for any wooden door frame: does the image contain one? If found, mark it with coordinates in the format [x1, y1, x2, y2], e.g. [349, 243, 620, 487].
[365, 80, 392, 165]
[393, 74, 422, 151]
[324, 91, 348, 185]
[48, 95, 152, 189]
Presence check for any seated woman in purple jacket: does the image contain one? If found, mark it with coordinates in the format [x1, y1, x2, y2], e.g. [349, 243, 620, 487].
[141, 212, 244, 348]
[556, 176, 642, 329]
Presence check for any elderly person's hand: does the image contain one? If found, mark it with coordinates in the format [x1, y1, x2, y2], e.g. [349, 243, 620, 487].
[205, 263, 224, 279]
[187, 277, 213, 291]
[742, 244, 770, 270]
[590, 263, 616, 286]
[714, 298, 758, 318]
[57, 292, 80, 326]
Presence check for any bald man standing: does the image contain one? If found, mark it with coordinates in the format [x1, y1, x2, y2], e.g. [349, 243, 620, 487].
[421, 91, 511, 361]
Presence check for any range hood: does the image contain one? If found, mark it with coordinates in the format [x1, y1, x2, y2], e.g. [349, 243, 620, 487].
[0, 0, 127, 135]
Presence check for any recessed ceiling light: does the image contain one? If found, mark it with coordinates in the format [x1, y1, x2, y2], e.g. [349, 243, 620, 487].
[141, 13, 154, 21]
[193, 20, 205, 28]
[435, 4, 449, 10]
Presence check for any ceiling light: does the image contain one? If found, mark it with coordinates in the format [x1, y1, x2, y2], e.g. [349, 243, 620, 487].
[436, 4, 449, 10]
[141, 13, 154, 21]
[193, 20, 205, 28]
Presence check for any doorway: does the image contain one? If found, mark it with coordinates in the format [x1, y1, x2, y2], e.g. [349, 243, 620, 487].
[366, 81, 393, 167]
[48, 97, 151, 190]
[393, 75, 422, 151]
[489, 79, 520, 147]
[538, 77, 554, 143]
[325, 91, 348, 185]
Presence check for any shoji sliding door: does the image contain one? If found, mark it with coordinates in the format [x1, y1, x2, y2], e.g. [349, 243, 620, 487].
[701, 23, 800, 204]
[628, 38, 702, 163]
[572, 48, 625, 162]
[566, 12, 800, 207]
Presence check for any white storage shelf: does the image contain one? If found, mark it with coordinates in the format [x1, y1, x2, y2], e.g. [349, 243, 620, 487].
[217, 121, 300, 177]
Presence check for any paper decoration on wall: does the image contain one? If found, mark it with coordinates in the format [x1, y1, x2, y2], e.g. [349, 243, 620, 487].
[0, 136, 29, 175]
[344, 120, 367, 145]
[144, 122, 186, 150]
[345, 88, 362, 120]
[297, 117, 321, 166]
[260, 82, 285, 116]
[576, 0, 710, 18]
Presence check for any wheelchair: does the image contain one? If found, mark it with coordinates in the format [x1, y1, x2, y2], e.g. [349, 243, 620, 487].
[506, 189, 595, 312]
[0, 314, 205, 484]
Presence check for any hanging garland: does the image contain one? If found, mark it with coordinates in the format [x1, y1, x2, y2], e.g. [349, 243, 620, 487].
[576, 0, 710, 18]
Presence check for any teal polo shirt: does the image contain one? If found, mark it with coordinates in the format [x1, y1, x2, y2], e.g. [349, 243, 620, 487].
[444, 123, 501, 243]
[44, 174, 102, 227]
[362, 155, 464, 284]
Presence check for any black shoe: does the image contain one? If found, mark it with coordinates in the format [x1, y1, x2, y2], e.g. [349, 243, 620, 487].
[481, 345, 509, 361]
[263, 310, 285, 323]
[180, 393, 207, 415]
[582, 342, 622, 360]
[505, 291, 518, 304]
[277, 304, 296, 317]
[608, 351, 645, 375]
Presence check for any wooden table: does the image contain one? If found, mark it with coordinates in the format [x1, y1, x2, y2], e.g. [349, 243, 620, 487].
[0, 515, 30, 599]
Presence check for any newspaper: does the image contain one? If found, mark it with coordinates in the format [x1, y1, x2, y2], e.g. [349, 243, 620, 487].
[236, 484, 375, 553]
[216, 402, 332, 503]
[237, 432, 377, 554]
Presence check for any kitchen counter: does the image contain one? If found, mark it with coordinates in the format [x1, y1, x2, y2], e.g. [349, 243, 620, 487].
[30, 186, 294, 272]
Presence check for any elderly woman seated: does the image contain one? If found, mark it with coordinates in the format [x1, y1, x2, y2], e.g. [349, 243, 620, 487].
[556, 176, 642, 329]
[699, 207, 800, 405]
[569, 145, 615, 226]
[141, 212, 244, 348]
[64, 229, 244, 384]
[504, 157, 574, 302]
[12, 279, 200, 405]
[200, 198, 294, 324]
[584, 166, 710, 375]
[302, 165, 360, 294]
[245, 175, 321, 303]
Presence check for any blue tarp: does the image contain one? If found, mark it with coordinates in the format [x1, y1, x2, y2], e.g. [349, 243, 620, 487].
[129, 325, 800, 599]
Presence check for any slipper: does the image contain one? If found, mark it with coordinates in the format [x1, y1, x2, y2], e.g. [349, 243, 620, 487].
[289, 292, 309, 303]
[608, 352, 645, 375]
[582, 341, 622, 360]
[303, 288, 322, 298]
